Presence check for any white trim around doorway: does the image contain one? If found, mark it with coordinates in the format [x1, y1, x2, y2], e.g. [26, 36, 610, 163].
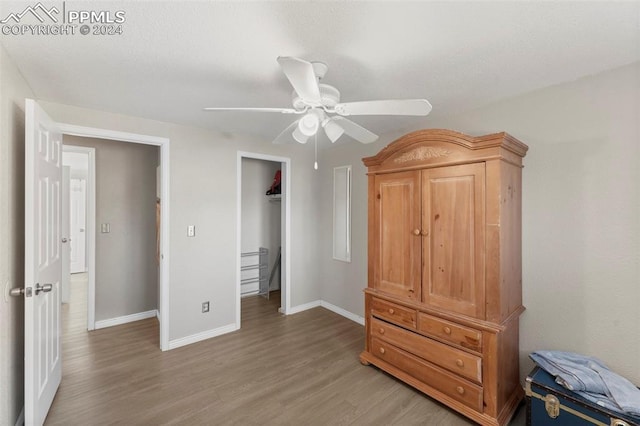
[58, 124, 171, 351]
[236, 151, 291, 328]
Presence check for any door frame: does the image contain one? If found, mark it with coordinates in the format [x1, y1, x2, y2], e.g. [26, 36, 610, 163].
[236, 151, 291, 326]
[59, 124, 171, 351]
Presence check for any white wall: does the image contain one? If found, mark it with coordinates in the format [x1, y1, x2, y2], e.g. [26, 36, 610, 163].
[241, 158, 281, 293]
[318, 61, 640, 384]
[37, 100, 322, 343]
[0, 43, 34, 426]
[317, 142, 382, 317]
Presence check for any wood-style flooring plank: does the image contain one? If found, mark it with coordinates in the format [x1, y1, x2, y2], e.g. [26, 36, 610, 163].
[46, 278, 525, 425]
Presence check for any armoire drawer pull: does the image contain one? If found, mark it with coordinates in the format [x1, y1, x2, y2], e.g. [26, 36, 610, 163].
[379, 347, 386, 354]
[456, 359, 464, 368]
[379, 328, 385, 334]
[443, 326, 452, 335]
[388, 308, 395, 314]
[456, 386, 465, 395]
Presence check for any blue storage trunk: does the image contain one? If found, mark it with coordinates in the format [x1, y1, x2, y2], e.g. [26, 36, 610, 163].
[526, 366, 639, 426]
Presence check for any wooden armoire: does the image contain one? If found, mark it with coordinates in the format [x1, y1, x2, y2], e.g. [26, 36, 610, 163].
[360, 129, 528, 426]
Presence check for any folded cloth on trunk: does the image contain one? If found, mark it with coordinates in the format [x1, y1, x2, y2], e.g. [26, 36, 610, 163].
[530, 350, 640, 418]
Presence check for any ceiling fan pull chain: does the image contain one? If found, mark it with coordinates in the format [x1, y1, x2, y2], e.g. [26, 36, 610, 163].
[314, 132, 318, 170]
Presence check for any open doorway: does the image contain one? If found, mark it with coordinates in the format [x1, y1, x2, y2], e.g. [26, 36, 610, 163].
[62, 135, 160, 335]
[61, 147, 91, 334]
[237, 152, 291, 327]
[63, 151, 88, 275]
[240, 158, 281, 299]
[57, 124, 170, 350]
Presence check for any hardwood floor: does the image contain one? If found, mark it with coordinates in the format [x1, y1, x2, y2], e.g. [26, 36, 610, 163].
[46, 278, 526, 425]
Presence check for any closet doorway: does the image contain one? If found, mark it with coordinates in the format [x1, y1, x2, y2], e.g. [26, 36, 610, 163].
[237, 152, 291, 327]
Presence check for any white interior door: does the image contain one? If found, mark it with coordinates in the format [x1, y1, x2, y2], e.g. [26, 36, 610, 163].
[69, 178, 86, 273]
[61, 167, 70, 303]
[25, 98, 62, 426]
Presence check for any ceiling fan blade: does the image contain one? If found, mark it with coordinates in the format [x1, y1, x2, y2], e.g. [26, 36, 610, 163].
[277, 56, 321, 104]
[334, 99, 432, 116]
[332, 117, 378, 144]
[203, 107, 299, 114]
[272, 120, 300, 145]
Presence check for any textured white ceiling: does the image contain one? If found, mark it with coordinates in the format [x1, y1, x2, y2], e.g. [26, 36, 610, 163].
[1, 1, 639, 143]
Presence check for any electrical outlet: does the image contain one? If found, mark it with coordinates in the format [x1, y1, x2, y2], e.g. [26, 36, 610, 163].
[187, 225, 195, 237]
[202, 301, 209, 313]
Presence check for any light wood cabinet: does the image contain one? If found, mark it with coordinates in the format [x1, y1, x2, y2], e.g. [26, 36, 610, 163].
[361, 129, 528, 426]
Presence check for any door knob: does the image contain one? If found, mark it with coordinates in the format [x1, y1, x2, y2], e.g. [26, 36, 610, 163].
[413, 229, 421, 236]
[62, 237, 69, 243]
[9, 287, 25, 297]
[35, 283, 53, 295]
[10, 287, 32, 297]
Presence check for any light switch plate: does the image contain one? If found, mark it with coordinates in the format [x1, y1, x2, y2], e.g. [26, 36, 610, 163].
[187, 225, 195, 237]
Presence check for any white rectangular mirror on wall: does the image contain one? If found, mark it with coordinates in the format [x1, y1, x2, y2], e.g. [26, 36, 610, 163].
[333, 165, 351, 262]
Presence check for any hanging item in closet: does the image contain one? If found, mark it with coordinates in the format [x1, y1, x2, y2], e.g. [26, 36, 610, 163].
[266, 170, 281, 195]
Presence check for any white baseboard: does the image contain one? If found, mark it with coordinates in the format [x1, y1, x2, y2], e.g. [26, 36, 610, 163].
[15, 406, 24, 426]
[287, 299, 321, 314]
[162, 301, 361, 352]
[241, 290, 259, 298]
[168, 323, 238, 350]
[285, 299, 364, 325]
[94, 309, 158, 330]
[320, 300, 365, 325]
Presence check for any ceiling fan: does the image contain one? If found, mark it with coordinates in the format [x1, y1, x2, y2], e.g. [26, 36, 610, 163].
[204, 56, 432, 146]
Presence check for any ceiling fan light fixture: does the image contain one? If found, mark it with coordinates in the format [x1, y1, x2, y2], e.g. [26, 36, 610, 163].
[292, 126, 309, 144]
[298, 111, 320, 136]
[323, 119, 344, 143]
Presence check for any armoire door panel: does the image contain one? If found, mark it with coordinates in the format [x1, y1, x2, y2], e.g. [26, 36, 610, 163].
[422, 163, 485, 318]
[374, 171, 421, 300]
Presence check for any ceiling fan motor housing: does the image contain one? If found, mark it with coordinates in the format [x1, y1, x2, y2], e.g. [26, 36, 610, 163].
[291, 83, 340, 110]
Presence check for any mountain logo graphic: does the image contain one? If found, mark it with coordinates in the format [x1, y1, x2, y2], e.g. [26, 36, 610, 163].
[1, 2, 60, 24]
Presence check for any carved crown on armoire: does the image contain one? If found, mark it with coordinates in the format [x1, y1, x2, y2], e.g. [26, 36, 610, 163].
[360, 129, 528, 426]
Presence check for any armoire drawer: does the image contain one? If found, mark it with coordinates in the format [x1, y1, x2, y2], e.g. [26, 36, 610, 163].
[417, 312, 482, 353]
[371, 338, 483, 412]
[371, 297, 416, 329]
[371, 317, 482, 383]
